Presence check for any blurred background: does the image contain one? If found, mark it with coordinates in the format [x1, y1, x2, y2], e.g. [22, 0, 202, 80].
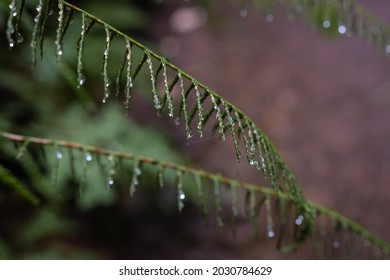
[0, 0, 389, 259]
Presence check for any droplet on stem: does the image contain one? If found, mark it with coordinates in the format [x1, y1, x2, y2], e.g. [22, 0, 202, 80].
[56, 150, 63, 160]
[85, 152, 92, 162]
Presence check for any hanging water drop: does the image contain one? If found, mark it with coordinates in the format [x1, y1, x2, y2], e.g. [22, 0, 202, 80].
[240, 8, 248, 18]
[16, 33, 23, 43]
[295, 214, 304, 226]
[179, 191, 186, 200]
[338, 25, 347, 34]
[56, 44, 63, 56]
[130, 160, 142, 196]
[176, 170, 185, 212]
[9, 42, 15, 48]
[134, 167, 142, 176]
[332, 240, 340, 249]
[265, 194, 274, 239]
[78, 73, 85, 87]
[385, 44, 390, 54]
[266, 13, 274, 22]
[36, 4, 42, 12]
[323, 19, 331, 29]
[154, 95, 162, 109]
[56, 150, 63, 160]
[108, 177, 114, 186]
[85, 152, 92, 162]
[267, 229, 275, 238]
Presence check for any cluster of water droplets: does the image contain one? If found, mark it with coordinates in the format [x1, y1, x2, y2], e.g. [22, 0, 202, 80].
[265, 195, 275, 239]
[129, 160, 142, 196]
[223, 100, 241, 162]
[77, 13, 87, 88]
[162, 61, 175, 117]
[107, 155, 116, 188]
[102, 27, 112, 103]
[295, 214, 304, 226]
[55, 2, 64, 63]
[193, 80, 205, 137]
[6, 0, 24, 48]
[146, 52, 163, 110]
[209, 92, 226, 141]
[177, 72, 193, 139]
[176, 170, 185, 212]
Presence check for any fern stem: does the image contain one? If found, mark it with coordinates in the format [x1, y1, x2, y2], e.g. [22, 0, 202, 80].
[1, 130, 389, 255]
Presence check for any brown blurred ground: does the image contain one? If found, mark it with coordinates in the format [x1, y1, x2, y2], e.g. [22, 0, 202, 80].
[146, 0, 390, 258]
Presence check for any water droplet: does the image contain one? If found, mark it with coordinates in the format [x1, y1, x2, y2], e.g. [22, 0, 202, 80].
[240, 8, 248, 18]
[249, 159, 255, 166]
[134, 167, 142, 176]
[267, 230, 275, 238]
[16, 33, 23, 43]
[154, 95, 162, 109]
[338, 25, 347, 34]
[295, 4, 303, 13]
[174, 118, 180, 125]
[179, 191, 186, 200]
[322, 20, 331, 29]
[34, 15, 39, 23]
[295, 215, 304, 226]
[56, 151, 63, 160]
[9, 42, 15, 48]
[86, 153, 92, 162]
[266, 14, 274, 22]
[108, 177, 114, 186]
[385, 44, 390, 54]
[57, 45, 63, 56]
[9, 3, 15, 10]
[104, 48, 109, 56]
[36, 4, 42, 12]
[12, 12, 17, 17]
[332, 240, 340, 248]
[78, 73, 85, 87]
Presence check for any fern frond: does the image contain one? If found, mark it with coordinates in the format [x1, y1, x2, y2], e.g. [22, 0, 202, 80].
[4, 0, 316, 228]
[1, 131, 389, 259]
[245, 0, 390, 56]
